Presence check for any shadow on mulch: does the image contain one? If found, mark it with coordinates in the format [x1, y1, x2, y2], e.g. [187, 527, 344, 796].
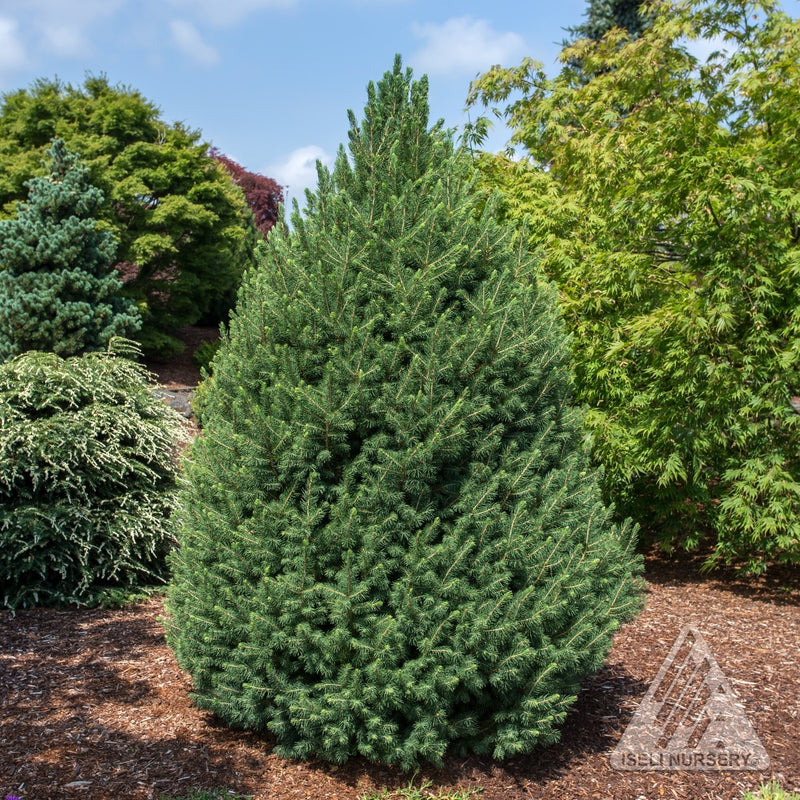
[641, 544, 800, 607]
[1, 603, 256, 798]
[2, 552, 797, 800]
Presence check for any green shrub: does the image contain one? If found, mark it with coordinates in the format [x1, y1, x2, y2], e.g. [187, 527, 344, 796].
[0, 340, 187, 609]
[0, 138, 140, 362]
[743, 783, 800, 800]
[166, 58, 643, 769]
[192, 338, 221, 374]
[363, 782, 481, 800]
[469, 0, 800, 571]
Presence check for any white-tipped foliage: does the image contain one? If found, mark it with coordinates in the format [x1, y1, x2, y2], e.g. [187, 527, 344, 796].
[0, 341, 186, 609]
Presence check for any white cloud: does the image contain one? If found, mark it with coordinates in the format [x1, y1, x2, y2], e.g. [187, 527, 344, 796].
[0, 17, 26, 72]
[168, 0, 295, 27]
[411, 16, 525, 77]
[41, 24, 88, 57]
[268, 145, 334, 209]
[0, 0, 125, 64]
[170, 19, 220, 65]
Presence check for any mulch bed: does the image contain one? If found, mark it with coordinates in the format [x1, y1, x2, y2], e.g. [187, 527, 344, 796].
[3, 328, 798, 799]
[143, 325, 219, 390]
[1, 551, 798, 800]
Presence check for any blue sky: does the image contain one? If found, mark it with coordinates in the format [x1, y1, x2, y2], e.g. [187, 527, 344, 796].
[0, 0, 593, 207]
[16, 0, 798, 213]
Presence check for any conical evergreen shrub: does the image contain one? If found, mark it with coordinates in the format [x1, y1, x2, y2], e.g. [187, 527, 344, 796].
[0, 138, 139, 362]
[166, 58, 643, 768]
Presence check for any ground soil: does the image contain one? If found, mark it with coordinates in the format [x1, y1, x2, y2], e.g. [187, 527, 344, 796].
[143, 326, 220, 389]
[1, 551, 797, 800]
[2, 328, 798, 800]
[143, 325, 219, 434]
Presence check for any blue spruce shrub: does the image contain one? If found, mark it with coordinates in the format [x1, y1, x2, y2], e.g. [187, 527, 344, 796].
[0, 138, 139, 362]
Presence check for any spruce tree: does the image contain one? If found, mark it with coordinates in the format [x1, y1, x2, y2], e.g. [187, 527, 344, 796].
[0, 138, 139, 361]
[166, 58, 642, 768]
[568, 0, 651, 42]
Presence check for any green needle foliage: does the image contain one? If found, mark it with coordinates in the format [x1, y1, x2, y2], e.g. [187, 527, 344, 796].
[0, 77, 258, 358]
[0, 138, 140, 361]
[469, 0, 800, 572]
[567, 0, 652, 42]
[0, 340, 187, 610]
[166, 58, 642, 769]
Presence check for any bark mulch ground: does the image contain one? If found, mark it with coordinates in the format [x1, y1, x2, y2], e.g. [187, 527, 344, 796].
[1, 551, 797, 800]
[3, 328, 798, 799]
[143, 325, 219, 390]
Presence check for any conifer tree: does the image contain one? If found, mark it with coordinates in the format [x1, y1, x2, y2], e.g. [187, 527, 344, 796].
[0, 77, 257, 358]
[568, 0, 651, 42]
[166, 58, 642, 768]
[0, 138, 139, 361]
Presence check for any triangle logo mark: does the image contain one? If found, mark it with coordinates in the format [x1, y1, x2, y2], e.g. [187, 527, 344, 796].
[610, 626, 770, 771]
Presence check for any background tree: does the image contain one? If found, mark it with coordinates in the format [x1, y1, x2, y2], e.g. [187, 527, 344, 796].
[0, 138, 139, 361]
[558, 0, 652, 88]
[0, 76, 260, 357]
[166, 58, 642, 768]
[211, 148, 284, 237]
[567, 0, 651, 42]
[469, 0, 800, 571]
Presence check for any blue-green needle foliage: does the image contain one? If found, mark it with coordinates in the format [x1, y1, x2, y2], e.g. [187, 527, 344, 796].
[166, 58, 643, 769]
[0, 138, 139, 361]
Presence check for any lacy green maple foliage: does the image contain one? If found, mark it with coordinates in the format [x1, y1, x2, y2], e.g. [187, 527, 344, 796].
[470, 0, 800, 571]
